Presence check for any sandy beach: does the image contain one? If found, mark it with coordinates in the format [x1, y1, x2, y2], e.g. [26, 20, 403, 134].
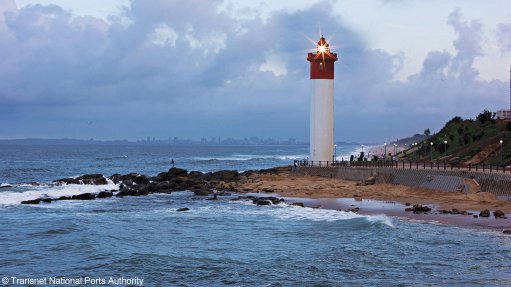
[239, 169, 511, 229]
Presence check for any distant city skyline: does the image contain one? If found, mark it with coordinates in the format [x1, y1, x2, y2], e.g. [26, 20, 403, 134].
[1, 0, 511, 142]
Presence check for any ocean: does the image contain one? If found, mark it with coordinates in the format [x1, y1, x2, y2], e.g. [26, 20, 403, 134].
[0, 144, 510, 286]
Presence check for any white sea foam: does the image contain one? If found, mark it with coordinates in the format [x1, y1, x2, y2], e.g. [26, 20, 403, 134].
[228, 201, 394, 227]
[0, 180, 118, 206]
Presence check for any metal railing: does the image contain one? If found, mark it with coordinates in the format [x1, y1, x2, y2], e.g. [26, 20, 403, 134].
[293, 159, 511, 174]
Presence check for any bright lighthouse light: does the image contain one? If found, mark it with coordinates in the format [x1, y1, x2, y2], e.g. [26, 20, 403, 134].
[317, 45, 326, 53]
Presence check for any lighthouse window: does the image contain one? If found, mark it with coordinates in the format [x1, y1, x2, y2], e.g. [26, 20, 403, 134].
[319, 62, 324, 70]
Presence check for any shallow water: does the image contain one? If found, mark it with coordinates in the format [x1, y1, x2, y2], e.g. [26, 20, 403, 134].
[0, 144, 510, 286]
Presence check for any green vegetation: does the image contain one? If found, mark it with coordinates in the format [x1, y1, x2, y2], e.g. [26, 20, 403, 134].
[400, 110, 511, 166]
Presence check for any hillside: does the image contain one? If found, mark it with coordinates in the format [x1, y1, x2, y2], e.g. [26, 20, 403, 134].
[399, 110, 511, 167]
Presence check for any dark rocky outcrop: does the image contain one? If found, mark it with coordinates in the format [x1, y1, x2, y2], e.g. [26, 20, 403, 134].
[503, 230, 511, 235]
[21, 198, 41, 204]
[72, 193, 96, 200]
[290, 202, 305, 207]
[96, 191, 113, 198]
[76, 174, 108, 185]
[155, 168, 189, 181]
[255, 199, 272, 206]
[177, 207, 190, 212]
[252, 197, 283, 205]
[405, 204, 432, 213]
[479, 209, 491, 217]
[54, 178, 81, 185]
[40, 198, 52, 203]
[493, 210, 506, 219]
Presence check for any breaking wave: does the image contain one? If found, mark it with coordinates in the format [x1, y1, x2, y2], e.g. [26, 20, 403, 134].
[0, 180, 118, 206]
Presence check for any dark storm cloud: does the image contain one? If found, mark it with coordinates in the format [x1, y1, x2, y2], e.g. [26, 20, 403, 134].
[0, 1, 508, 141]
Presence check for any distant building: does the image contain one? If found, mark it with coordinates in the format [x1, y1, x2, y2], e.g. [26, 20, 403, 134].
[496, 109, 511, 120]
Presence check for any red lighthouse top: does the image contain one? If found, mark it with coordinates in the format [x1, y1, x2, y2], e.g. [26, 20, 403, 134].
[307, 35, 338, 80]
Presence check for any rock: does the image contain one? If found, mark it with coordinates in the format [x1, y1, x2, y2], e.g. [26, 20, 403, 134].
[72, 193, 96, 200]
[193, 187, 211, 196]
[503, 230, 511, 234]
[119, 173, 149, 185]
[255, 199, 272, 206]
[77, 174, 103, 180]
[209, 170, 239, 182]
[364, 176, 376, 185]
[406, 204, 432, 213]
[473, 215, 478, 218]
[153, 168, 188, 182]
[109, 173, 122, 183]
[188, 171, 204, 178]
[40, 198, 52, 203]
[77, 174, 108, 185]
[21, 198, 41, 204]
[54, 178, 80, 185]
[290, 202, 305, 207]
[177, 207, 190, 212]
[262, 188, 274, 193]
[451, 208, 460, 214]
[405, 203, 411, 206]
[252, 197, 282, 205]
[116, 187, 148, 197]
[494, 210, 506, 219]
[58, 196, 71, 200]
[96, 191, 113, 198]
[479, 209, 491, 217]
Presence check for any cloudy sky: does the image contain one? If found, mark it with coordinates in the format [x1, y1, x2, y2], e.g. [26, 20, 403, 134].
[1, 0, 511, 142]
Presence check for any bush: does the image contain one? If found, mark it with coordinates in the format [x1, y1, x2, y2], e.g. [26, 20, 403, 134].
[476, 109, 495, 124]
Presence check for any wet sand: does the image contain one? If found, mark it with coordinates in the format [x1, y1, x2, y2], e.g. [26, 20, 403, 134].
[240, 172, 511, 230]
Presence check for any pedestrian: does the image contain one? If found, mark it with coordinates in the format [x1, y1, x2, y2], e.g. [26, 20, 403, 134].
[171, 159, 175, 168]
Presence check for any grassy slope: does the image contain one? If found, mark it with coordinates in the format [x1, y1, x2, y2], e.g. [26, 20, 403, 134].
[400, 116, 511, 166]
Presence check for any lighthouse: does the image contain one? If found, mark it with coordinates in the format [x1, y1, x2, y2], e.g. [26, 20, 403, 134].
[307, 35, 338, 164]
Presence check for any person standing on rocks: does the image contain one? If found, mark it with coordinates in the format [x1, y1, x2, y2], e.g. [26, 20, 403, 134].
[171, 159, 175, 168]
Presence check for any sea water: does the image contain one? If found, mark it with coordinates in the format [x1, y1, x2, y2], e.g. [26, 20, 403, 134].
[0, 144, 510, 286]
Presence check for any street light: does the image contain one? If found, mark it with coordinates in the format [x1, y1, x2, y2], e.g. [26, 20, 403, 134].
[361, 144, 364, 160]
[444, 140, 448, 158]
[384, 142, 387, 159]
[414, 142, 418, 160]
[394, 144, 397, 156]
[334, 144, 337, 165]
[430, 142, 433, 161]
[500, 140, 503, 166]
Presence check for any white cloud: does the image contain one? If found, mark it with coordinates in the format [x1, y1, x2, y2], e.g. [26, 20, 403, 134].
[185, 25, 226, 54]
[259, 52, 287, 76]
[148, 23, 178, 47]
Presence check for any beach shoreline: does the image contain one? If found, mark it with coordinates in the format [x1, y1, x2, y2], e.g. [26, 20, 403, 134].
[238, 169, 511, 231]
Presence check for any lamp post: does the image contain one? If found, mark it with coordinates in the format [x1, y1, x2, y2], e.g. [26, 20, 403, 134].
[361, 144, 364, 160]
[500, 140, 503, 166]
[444, 140, 448, 158]
[394, 144, 397, 156]
[430, 142, 433, 161]
[384, 142, 387, 159]
[334, 144, 337, 165]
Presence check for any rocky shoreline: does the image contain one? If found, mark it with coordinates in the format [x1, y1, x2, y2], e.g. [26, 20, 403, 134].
[18, 165, 511, 234]
[20, 166, 290, 204]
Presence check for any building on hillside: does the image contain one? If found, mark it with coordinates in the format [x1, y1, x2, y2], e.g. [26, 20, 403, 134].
[496, 109, 511, 120]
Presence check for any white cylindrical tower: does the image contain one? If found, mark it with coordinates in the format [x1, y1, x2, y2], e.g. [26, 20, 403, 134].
[307, 35, 338, 164]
